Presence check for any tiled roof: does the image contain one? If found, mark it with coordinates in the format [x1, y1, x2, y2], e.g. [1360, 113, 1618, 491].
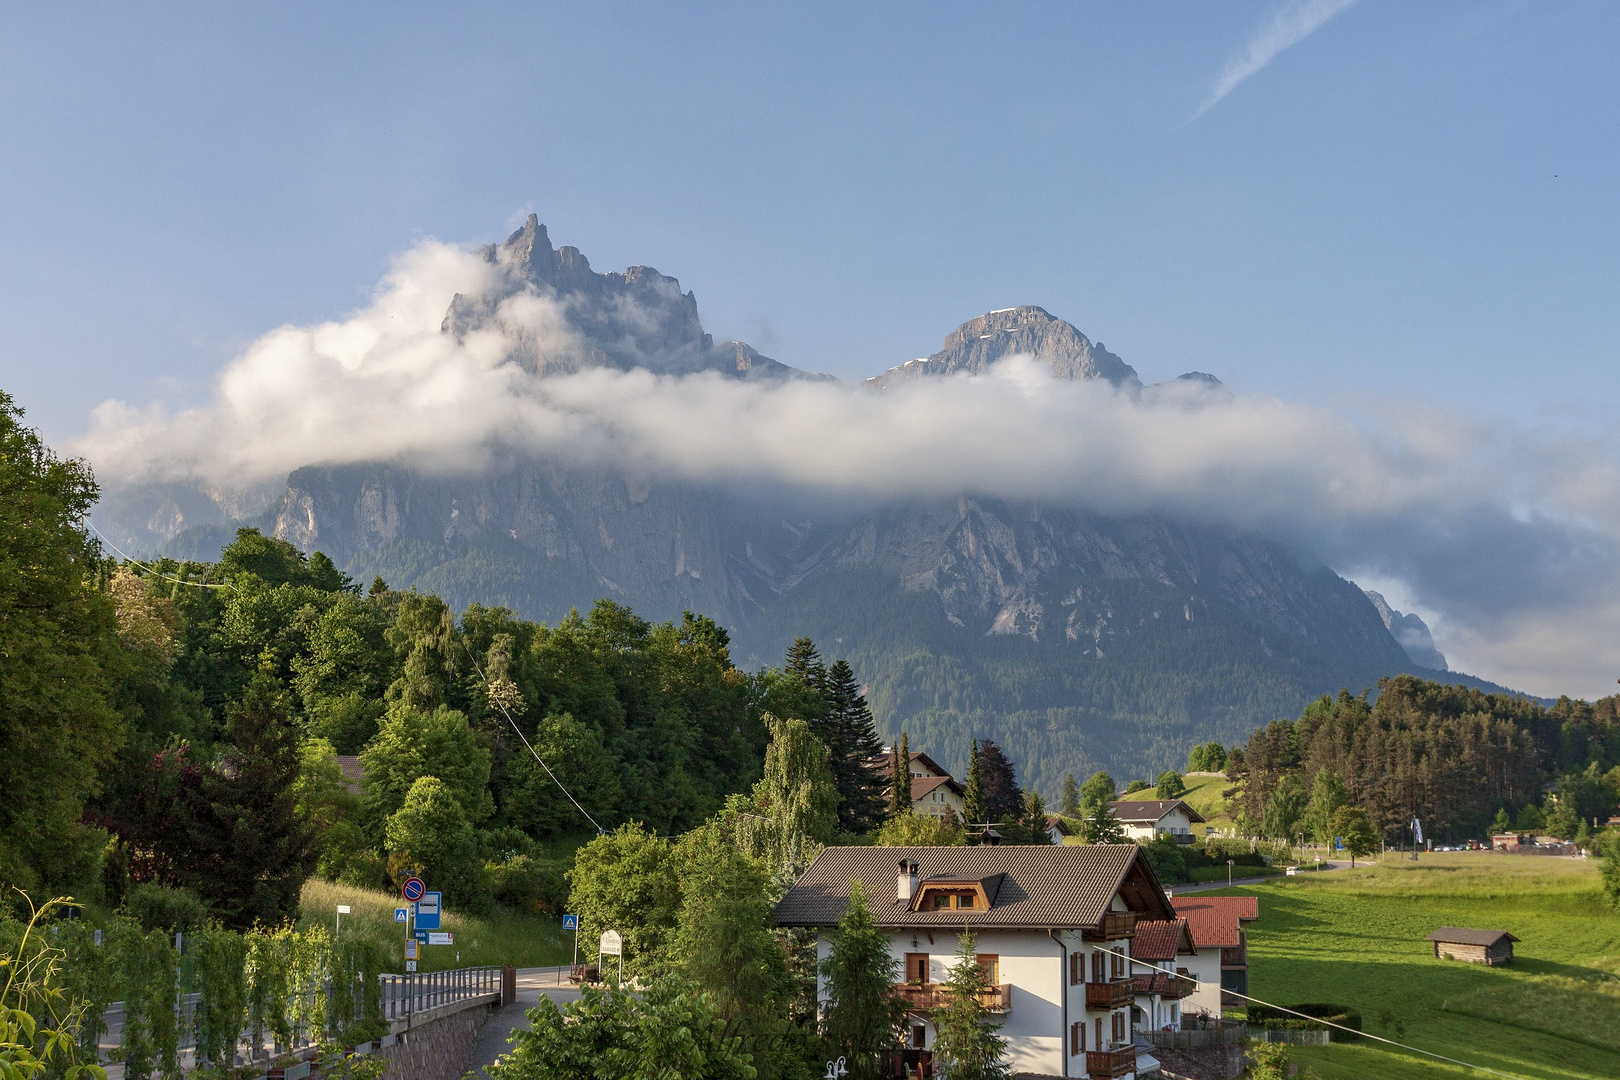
[1171, 896, 1258, 949]
[876, 751, 953, 780]
[912, 774, 963, 801]
[1108, 799, 1208, 825]
[1132, 918, 1194, 961]
[773, 845, 1174, 929]
[1427, 927, 1518, 947]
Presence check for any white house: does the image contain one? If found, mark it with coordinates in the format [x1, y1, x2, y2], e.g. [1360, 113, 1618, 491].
[879, 750, 967, 821]
[774, 844, 1179, 1079]
[1107, 799, 1206, 843]
[1168, 896, 1258, 1017]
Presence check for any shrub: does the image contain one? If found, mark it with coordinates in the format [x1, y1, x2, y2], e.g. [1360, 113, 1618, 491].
[123, 884, 209, 932]
[1139, 836, 1189, 884]
[486, 856, 569, 915]
[1246, 1003, 1362, 1042]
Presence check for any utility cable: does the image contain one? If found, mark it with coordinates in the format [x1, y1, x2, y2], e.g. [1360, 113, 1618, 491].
[83, 520, 233, 590]
[1107, 946, 1528, 1079]
[459, 641, 606, 835]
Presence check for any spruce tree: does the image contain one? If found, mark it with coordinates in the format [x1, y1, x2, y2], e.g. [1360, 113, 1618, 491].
[931, 929, 1010, 1080]
[962, 740, 986, 832]
[1022, 790, 1052, 844]
[888, 731, 912, 821]
[201, 673, 317, 928]
[1061, 773, 1081, 817]
[820, 879, 903, 1080]
[821, 659, 889, 834]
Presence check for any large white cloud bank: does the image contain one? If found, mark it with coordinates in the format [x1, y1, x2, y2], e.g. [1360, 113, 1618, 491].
[78, 240, 1620, 700]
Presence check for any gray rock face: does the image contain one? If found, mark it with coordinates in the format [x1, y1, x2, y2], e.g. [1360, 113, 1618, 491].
[443, 215, 834, 382]
[1364, 590, 1447, 671]
[866, 306, 1142, 390]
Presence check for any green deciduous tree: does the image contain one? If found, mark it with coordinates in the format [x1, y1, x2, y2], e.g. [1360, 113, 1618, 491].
[930, 930, 1009, 1080]
[1261, 774, 1308, 842]
[1079, 771, 1117, 814]
[1187, 742, 1229, 773]
[1155, 771, 1187, 800]
[1303, 770, 1348, 847]
[566, 824, 683, 978]
[871, 810, 965, 846]
[360, 703, 492, 836]
[384, 776, 480, 904]
[487, 979, 756, 1080]
[819, 880, 903, 1080]
[0, 393, 124, 897]
[1330, 806, 1379, 867]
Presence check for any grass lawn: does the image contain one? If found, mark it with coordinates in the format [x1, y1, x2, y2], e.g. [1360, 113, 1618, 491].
[1219, 852, 1620, 1079]
[1179, 772, 1236, 831]
[299, 880, 573, 972]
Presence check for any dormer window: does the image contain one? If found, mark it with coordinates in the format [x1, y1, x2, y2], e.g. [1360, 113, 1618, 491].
[930, 890, 978, 910]
[911, 877, 1000, 912]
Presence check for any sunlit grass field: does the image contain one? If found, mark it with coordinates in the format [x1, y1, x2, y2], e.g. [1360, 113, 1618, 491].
[298, 880, 573, 972]
[1220, 852, 1619, 1079]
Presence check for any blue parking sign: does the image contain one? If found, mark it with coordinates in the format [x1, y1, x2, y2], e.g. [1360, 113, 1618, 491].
[562, 914, 578, 931]
[394, 908, 409, 923]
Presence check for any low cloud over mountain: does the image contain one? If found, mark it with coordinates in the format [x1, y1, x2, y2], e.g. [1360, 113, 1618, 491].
[79, 218, 1620, 699]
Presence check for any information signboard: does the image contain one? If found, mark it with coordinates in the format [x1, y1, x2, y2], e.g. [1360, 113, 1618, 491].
[427, 932, 454, 946]
[415, 891, 441, 931]
[599, 929, 622, 956]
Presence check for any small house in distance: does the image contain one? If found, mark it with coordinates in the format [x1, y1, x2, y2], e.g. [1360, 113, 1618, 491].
[1427, 927, 1518, 965]
[1108, 799, 1207, 844]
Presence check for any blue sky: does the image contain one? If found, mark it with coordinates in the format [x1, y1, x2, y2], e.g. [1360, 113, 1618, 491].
[3, 1, 1616, 440]
[5, 2, 1620, 696]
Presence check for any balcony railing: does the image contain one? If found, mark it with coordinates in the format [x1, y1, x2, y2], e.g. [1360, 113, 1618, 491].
[1085, 978, 1135, 1010]
[1084, 1046, 1137, 1078]
[1083, 912, 1137, 941]
[894, 982, 1012, 1014]
[1130, 972, 1197, 1000]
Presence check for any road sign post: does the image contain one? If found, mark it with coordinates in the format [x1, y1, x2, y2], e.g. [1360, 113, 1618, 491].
[336, 904, 350, 944]
[562, 914, 580, 971]
[599, 929, 623, 987]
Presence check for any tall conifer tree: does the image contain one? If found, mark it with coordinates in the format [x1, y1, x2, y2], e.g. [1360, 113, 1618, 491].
[888, 731, 911, 820]
[821, 659, 888, 833]
[962, 740, 986, 832]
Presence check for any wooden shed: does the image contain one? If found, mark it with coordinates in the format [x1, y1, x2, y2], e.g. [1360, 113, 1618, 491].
[1427, 927, 1518, 965]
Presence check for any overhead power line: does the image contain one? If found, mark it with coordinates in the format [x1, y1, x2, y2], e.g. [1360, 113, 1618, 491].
[460, 641, 607, 836]
[84, 520, 233, 590]
[1108, 946, 1528, 1079]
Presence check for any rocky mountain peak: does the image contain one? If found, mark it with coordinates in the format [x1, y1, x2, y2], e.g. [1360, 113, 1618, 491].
[443, 215, 832, 383]
[868, 305, 1142, 389]
[1364, 590, 1447, 671]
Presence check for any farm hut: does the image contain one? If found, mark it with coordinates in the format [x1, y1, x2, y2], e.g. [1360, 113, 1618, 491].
[1427, 927, 1518, 965]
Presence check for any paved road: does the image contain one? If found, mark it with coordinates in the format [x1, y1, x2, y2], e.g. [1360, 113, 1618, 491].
[468, 968, 582, 1080]
[1169, 860, 1348, 893]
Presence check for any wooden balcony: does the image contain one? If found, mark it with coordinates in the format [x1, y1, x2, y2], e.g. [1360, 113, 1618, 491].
[1084, 1046, 1137, 1078]
[1085, 979, 1135, 1010]
[894, 982, 1011, 1014]
[1082, 912, 1137, 941]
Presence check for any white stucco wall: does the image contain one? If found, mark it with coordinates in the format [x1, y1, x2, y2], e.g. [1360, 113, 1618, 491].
[1176, 945, 1225, 1019]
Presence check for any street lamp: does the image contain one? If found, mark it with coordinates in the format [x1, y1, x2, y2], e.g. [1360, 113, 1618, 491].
[823, 1057, 848, 1080]
[1227, 859, 1235, 887]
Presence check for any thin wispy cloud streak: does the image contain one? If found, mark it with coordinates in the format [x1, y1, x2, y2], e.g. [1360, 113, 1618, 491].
[74, 238, 1620, 700]
[1197, 0, 1358, 118]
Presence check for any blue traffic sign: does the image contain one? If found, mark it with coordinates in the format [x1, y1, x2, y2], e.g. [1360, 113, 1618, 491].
[394, 908, 408, 923]
[401, 877, 426, 902]
[562, 914, 578, 931]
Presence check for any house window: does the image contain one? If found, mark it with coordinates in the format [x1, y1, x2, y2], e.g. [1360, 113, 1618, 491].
[910, 1025, 926, 1049]
[905, 953, 929, 984]
[1069, 952, 1081, 986]
[1110, 950, 1124, 979]
[1070, 1021, 1083, 1055]
[1112, 1012, 1126, 1043]
[1091, 950, 1105, 982]
[975, 954, 999, 984]
[1095, 1017, 1103, 1050]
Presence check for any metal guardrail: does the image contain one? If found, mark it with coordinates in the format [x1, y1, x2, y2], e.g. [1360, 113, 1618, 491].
[93, 966, 503, 1064]
[379, 966, 502, 1024]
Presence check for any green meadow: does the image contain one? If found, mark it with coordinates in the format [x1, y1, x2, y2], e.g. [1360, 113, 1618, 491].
[298, 879, 573, 972]
[1226, 852, 1619, 1080]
